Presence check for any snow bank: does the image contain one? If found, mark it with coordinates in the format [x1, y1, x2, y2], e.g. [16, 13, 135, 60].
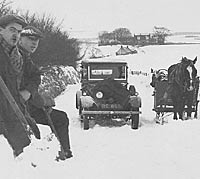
[39, 65, 80, 98]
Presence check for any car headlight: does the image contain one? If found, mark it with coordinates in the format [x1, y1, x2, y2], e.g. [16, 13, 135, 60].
[96, 91, 103, 99]
[82, 91, 87, 96]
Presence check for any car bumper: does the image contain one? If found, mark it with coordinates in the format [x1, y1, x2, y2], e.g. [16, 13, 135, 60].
[82, 110, 141, 115]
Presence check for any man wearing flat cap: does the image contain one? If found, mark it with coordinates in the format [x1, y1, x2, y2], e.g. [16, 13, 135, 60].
[20, 25, 43, 38]
[18, 26, 73, 160]
[0, 15, 41, 157]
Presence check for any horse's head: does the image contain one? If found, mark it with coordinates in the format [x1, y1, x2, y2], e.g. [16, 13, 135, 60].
[181, 56, 197, 91]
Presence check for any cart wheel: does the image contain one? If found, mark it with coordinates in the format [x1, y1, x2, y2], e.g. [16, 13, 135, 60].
[83, 115, 89, 130]
[194, 101, 199, 118]
[155, 113, 164, 125]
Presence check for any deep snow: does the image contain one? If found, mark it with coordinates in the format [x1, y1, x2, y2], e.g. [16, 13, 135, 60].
[1, 42, 200, 179]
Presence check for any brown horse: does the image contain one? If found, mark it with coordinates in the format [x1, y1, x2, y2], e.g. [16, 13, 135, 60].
[167, 56, 197, 120]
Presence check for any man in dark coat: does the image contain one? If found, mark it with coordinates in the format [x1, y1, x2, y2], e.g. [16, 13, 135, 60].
[18, 26, 73, 160]
[0, 15, 40, 157]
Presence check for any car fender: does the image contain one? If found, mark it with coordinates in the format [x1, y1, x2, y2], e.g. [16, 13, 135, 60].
[129, 95, 142, 108]
[80, 96, 95, 108]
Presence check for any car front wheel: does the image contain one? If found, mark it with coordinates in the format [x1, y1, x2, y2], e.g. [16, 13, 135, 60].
[130, 108, 139, 129]
[83, 115, 89, 130]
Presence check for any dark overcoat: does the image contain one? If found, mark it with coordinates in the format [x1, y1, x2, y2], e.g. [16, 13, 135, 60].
[0, 44, 31, 152]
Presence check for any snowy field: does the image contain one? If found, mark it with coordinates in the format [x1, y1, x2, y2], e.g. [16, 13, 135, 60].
[1, 43, 200, 179]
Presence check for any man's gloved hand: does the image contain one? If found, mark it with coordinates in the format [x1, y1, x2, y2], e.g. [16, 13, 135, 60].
[44, 106, 53, 114]
[41, 94, 55, 107]
[26, 115, 41, 139]
[20, 90, 31, 101]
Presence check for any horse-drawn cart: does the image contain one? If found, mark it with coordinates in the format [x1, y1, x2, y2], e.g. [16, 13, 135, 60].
[151, 68, 200, 124]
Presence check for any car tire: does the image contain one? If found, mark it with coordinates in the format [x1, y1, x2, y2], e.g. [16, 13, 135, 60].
[131, 108, 139, 129]
[79, 102, 83, 117]
[83, 115, 89, 130]
[76, 91, 82, 109]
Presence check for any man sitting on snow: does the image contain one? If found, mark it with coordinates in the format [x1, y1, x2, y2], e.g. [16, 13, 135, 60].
[18, 25, 73, 160]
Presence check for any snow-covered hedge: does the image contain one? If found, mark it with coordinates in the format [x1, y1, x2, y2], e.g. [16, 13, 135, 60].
[38, 65, 80, 98]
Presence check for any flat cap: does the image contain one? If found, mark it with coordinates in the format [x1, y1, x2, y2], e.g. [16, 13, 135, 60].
[21, 26, 43, 38]
[0, 14, 27, 27]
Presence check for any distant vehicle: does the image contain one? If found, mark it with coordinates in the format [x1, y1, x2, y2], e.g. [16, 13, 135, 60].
[76, 58, 142, 130]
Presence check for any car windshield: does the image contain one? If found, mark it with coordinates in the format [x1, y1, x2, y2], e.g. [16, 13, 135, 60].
[88, 63, 126, 80]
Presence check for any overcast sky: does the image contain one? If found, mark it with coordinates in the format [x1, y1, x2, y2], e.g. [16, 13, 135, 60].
[12, 0, 200, 38]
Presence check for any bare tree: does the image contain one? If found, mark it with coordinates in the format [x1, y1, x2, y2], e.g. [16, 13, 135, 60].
[152, 26, 171, 44]
[113, 28, 132, 40]
[0, 0, 12, 15]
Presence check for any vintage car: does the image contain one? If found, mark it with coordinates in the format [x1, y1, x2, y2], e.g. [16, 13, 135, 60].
[76, 58, 141, 130]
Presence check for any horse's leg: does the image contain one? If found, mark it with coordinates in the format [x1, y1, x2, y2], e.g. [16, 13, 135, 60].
[177, 106, 183, 120]
[173, 97, 183, 120]
[187, 106, 192, 118]
[186, 92, 193, 118]
[173, 100, 178, 120]
[186, 97, 192, 118]
[178, 98, 185, 120]
[173, 111, 178, 120]
[178, 110, 183, 120]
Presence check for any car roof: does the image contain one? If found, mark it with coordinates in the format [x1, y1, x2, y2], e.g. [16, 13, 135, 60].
[82, 58, 127, 64]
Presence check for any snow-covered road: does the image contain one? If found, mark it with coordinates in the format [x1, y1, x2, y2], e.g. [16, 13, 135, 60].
[2, 44, 200, 179]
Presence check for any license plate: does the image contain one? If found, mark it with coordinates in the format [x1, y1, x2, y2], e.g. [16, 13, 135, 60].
[100, 104, 123, 109]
